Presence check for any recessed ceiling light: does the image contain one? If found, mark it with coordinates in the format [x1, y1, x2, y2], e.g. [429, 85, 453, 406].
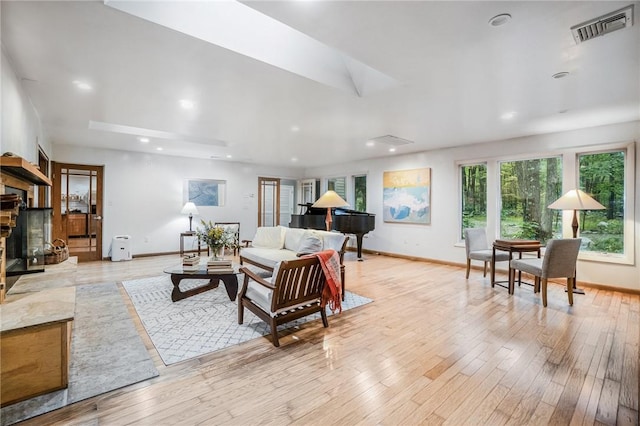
[179, 99, 195, 109]
[388, 148, 396, 153]
[156, 147, 163, 151]
[552, 72, 570, 79]
[138, 137, 150, 143]
[501, 111, 517, 120]
[291, 126, 300, 132]
[226, 154, 232, 159]
[72, 80, 92, 91]
[291, 157, 298, 162]
[488, 13, 512, 27]
[366, 141, 375, 147]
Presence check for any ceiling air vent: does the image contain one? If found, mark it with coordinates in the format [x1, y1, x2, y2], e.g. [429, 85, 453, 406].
[571, 5, 634, 44]
[369, 135, 414, 146]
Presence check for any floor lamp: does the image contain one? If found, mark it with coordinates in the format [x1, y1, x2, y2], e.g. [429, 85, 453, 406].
[312, 190, 349, 231]
[548, 189, 605, 294]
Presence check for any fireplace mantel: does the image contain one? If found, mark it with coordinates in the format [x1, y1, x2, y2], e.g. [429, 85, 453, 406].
[0, 156, 52, 187]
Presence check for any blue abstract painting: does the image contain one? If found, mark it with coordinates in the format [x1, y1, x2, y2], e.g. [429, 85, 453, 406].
[185, 179, 225, 207]
[383, 168, 430, 224]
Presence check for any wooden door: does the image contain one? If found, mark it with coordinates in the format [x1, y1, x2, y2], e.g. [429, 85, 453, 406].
[258, 177, 280, 227]
[52, 163, 103, 262]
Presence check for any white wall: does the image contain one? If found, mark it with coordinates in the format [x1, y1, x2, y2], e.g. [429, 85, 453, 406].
[1, 48, 51, 161]
[53, 145, 304, 256]
[306, 121, 640, 292]
[4, 52, 638, 291]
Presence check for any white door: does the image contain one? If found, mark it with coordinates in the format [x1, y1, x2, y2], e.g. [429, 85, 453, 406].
[280, 185, 294, 226]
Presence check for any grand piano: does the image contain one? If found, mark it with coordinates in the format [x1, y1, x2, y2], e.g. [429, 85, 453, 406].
[290, 204, 375, 260]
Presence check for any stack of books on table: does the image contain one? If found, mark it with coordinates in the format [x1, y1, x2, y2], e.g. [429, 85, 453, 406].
[207, 258, 234, 274]
[182, 254, 201, 271]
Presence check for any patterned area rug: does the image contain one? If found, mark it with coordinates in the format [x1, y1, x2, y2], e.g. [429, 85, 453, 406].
[122, 275, 373, 365]
[0, 283, 159, 426]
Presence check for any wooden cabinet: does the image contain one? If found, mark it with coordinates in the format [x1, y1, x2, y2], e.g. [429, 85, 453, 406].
[67, 214, 87, 237]
[1, 320, 72, 406]
[0, 286, 75, 407]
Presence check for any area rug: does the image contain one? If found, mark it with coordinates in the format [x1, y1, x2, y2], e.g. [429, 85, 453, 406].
[122, 275, 373, 365]
[0, 283, 159, 426]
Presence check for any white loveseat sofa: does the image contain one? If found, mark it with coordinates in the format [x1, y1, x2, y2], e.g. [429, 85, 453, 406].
[240, 226, 348, 292]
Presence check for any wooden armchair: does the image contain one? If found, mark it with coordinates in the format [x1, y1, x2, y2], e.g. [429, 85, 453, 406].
[238, 257, 328, 347]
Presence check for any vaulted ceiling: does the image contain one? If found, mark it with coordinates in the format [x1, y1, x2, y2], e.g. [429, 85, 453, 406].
[2, 1, 639, 168]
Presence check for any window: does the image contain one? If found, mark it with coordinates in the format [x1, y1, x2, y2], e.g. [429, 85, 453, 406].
[327, 177, 346, 200]
[353, 175, 367, 211]
[578, 150, 625, 254]
[460, 164, 487, 238]
[499, 157, 562, 244]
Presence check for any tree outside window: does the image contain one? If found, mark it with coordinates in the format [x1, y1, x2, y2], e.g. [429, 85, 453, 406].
[353, 175, 367, 212]
[460, 164, 487, 238]
[500, 157, 562, 244]
[578, 150, 625, 254]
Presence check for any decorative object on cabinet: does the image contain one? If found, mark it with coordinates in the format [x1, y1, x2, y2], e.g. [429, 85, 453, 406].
[184, 179, 226, 207]
[382, 168, 431, 224]
[180, 202, 199, 232]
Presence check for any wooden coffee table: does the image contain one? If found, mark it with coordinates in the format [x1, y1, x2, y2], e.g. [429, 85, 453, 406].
[163, 263, 238, 302]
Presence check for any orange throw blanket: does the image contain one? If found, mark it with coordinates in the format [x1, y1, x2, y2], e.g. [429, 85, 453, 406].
[304, 249, 342, 313]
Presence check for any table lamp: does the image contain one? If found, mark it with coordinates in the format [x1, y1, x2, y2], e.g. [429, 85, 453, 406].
[181, 202, 199, 232]
[548, 189, 605, 238]
[312, 190, 349, 231]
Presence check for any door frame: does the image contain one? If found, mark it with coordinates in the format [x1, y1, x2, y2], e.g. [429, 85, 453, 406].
[258, 177, 280, 227]
[52, 162, 104, 262]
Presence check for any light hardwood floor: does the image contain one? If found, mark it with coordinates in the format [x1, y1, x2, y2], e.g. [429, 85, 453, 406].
[20, 253, 639, 425]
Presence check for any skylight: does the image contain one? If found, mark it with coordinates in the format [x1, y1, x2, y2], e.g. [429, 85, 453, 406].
[104, 0, 398, 97]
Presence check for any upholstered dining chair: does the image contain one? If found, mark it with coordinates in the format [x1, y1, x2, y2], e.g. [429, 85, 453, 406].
[509, 238, 581, 307]
[214, 222, 240, 256]
[464, 228, 510, 279]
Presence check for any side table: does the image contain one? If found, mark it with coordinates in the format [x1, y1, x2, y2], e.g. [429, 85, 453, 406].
[180, 231, 201, 257]
[492, 239, 542, 294]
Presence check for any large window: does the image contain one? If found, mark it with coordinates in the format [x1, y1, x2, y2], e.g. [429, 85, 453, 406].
[353, 175, 367, 212]
[578, 150, 625, 254]
[500, 157, 562, 244]
[460, 164, 487, 238]
[327, 177, 346, 200]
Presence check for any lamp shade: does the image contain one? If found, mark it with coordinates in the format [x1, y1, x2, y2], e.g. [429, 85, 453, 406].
[548, 189, 605, 211]
[181, 202, 199, 216]
[312, 190, 349, 208]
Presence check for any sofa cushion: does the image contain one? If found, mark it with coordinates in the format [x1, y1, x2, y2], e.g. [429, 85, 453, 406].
[240, 247, 297, 270]
[316, 231, 347, 252]
[284, 227, 306, 251]
[296, 231, 323, 256]
[252, 226, 286, 249]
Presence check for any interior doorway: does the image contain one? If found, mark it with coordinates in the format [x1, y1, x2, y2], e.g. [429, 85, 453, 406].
[258, 177, 280, 227]
[52, 162, 103, 262]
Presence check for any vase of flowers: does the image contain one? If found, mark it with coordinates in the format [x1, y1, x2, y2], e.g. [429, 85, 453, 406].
[196, 220, 238, 260]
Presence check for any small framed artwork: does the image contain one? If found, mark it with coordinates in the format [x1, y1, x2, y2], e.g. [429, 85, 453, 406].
[382, 168, 431, 224]
[184, 179, 226, 207]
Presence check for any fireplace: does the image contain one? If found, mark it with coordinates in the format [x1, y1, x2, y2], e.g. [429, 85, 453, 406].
[4, 194, 52, 276]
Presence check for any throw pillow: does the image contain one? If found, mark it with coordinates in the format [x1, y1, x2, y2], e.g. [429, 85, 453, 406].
[252, 226, 286, 249]
[296, 231, 323, 256]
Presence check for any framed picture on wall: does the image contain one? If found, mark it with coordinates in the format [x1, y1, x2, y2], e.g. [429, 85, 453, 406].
[382, 168, 431, 224]
[184, 179, 226, 207]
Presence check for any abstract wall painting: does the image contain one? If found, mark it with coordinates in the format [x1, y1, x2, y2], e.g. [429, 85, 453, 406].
[184, 179, 226, 207]
[382, 168, 431, 224]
